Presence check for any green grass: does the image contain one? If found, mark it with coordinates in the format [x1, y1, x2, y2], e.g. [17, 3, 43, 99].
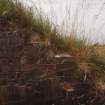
[0, 0, 88, 56]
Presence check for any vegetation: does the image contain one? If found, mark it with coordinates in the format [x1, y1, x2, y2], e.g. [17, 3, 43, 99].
[0, 0, 105, 104]
[0, 0, 88, 54]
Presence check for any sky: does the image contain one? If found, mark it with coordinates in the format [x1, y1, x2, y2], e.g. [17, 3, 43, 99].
[21, 0, 105, 43]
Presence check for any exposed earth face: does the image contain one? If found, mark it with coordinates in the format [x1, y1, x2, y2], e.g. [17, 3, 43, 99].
[0, 17, 105, 105]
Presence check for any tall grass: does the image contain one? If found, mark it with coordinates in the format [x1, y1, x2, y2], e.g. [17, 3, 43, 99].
[0, 0, 88, 55]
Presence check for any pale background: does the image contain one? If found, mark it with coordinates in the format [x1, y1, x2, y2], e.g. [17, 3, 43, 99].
[21, 0, 105, 43]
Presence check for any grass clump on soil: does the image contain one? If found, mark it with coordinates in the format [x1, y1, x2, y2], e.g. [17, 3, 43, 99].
[0, 0, 105, 104]
[1, 0, 105, 81]
[0, 0, 88, 56]
[0, 0, 90, 55]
